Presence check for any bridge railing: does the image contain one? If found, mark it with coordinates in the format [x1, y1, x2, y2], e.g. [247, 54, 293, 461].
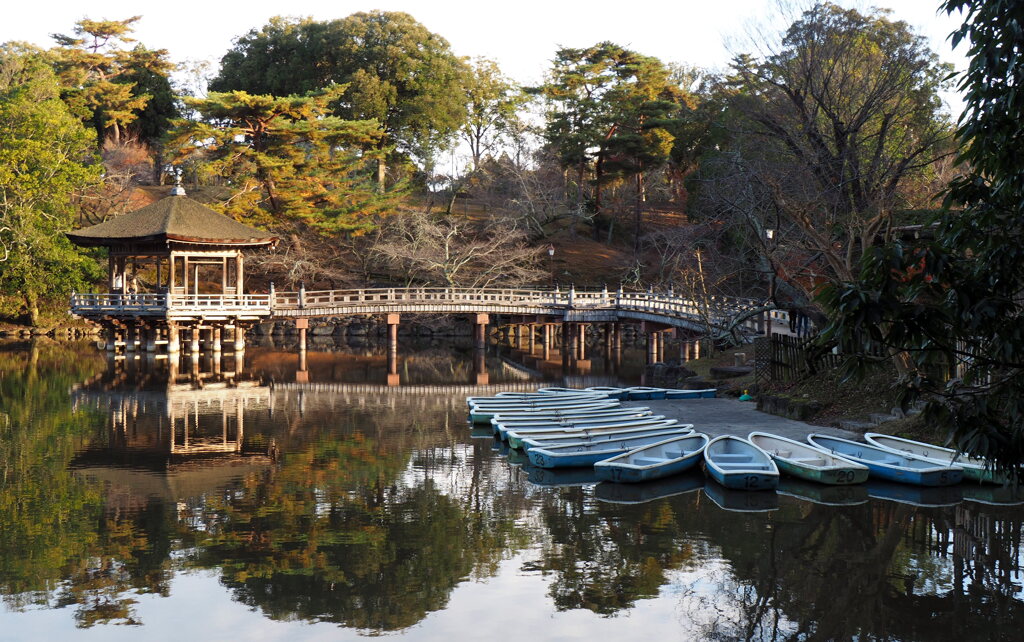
[71, 287, 767, 334]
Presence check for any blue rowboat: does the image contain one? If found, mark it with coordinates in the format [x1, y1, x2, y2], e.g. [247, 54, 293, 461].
[584, 386, 630, 400]
[703, 436, 779, 490]
[624, 386, 668, 400]
[520, 426, 689, 452]
[863, 432, 1007, 485]
[703, 480, 779, 512]
[594, 433, 709, 483]
[594, 470, 705, 504]
[506, 419, 683, 450]
[526, 431, 692, 468]
[748, 432, 869, 485]
[664, 388, 718, 400]
[807, 434, 964, 487]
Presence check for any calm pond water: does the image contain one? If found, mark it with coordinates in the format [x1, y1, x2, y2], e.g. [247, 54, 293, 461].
[1, 338, 1022, 641]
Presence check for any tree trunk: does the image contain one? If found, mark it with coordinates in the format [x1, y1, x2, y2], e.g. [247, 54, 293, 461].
[633, 170, 645, 256]
[24, 291, 38, 327]
[377, 157, 387, 193]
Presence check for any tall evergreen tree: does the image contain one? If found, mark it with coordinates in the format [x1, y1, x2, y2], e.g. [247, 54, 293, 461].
[49, 17, 176, 147]
[171, 87, 400, 236]
[0, 45, 101, 325]
[211, 12, 469, 188]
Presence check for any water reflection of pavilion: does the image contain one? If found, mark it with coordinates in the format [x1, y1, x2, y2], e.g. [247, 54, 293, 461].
[70, 362, 274, 508]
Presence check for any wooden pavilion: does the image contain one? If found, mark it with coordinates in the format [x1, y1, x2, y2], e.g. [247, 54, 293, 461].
[68, 187, 278, 355]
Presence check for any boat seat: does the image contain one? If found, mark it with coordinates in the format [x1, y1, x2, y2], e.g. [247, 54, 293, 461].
[632, 457, 663, 466]
[714, 454, 753, 462]
[774, 450, 793, 458]
[791, 457, 827, 466]
[663, 450, 685, 459]
[716, 462, 764, 470]
[879, 458, 902, 466]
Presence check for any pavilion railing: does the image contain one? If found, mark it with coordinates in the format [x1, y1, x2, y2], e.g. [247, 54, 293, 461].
[71, 292, 272, 314]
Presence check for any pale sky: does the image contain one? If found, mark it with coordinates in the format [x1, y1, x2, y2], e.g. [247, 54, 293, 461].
[4, 0, 966, 98]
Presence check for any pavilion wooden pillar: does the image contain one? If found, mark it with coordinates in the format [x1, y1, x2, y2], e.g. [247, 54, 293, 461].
[528, 323, 536, 353]
[167, 323, 180, 355]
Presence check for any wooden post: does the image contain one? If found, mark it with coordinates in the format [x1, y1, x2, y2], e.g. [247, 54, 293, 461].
[145, 324, 157, 352]
[167, 323, 180, 355]
[295, 318, 308, 352]
[212, 327, 222, 353]
[232, 324, 246, 352]
[474, 313, 489, 349]
[528, 324, 536, 353]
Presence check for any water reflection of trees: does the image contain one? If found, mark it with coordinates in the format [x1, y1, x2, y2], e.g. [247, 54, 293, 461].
[525, 487, 1024, 640]
[3, 342, 1024, 638]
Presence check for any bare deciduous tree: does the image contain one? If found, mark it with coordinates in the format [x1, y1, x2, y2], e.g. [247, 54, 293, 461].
[367, 211, 545, 288]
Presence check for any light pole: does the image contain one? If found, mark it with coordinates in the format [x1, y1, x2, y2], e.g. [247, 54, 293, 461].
[547, 244, 555, 286]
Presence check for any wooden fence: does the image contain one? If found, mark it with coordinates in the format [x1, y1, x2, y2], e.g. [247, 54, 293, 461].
[755, 333, 844, 383]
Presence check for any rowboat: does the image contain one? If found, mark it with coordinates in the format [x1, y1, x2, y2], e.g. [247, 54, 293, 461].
[703, 480, 779, 512]
[519, 426, 690, 452]
[469, 400, 618, 423]
[807, 434, 964, 487]
[584, 386, 631, 400]
[748, 432, 869, 485]
[492, 410, 656, 438]
[664, 388, 717, 399]
[526, 430, 693, 468]
[776, 478, 869, 506]
[703, 435, 779, 490]
[864, 479, 963, 507]
[594, 471, 705, 504]
[594, 433, 710, 483]
[535, 386, 595, 395]
[491, 409, 651, 440]
[863, 432, 1006, 484]
[624, 386, 667, 400]
[469, 396, 610, 410]
[490, 405, 652, 427]
[505, 419, 684, 449]
[467, 390, 606, 408]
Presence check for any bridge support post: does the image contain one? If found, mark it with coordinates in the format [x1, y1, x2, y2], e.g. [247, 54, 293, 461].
[658, 331, 666, 363]
[212, 327, 223, 354]
[528, 324, 536, 353]
[576, 324, 587, 361]
[473, 314, 489, 349]
[190, 327, 200, 356]
[125, 325, 137, 353]
[295, 318, 308, 352]
[387, 314, 400, 387]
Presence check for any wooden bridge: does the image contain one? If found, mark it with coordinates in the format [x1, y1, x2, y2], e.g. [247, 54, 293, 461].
[72, 286, 776, 332]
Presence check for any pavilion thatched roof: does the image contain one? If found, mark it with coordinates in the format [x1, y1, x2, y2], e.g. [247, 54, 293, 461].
[67, 193, 278, 248]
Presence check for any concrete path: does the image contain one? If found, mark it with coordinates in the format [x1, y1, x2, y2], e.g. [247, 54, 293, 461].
[623, 398, 860, 441]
